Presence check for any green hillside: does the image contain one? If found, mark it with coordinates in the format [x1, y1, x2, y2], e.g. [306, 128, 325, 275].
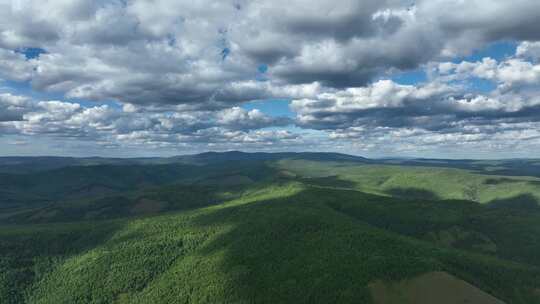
[276, 159, 540, 203]
[2, 153, 540, 303]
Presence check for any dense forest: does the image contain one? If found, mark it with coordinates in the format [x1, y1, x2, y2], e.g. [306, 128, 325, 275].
[1, 152, 540, 303]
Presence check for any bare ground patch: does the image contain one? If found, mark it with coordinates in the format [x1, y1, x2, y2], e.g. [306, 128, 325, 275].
[369, 271, 506, 304]
[131, 198, 168, 214]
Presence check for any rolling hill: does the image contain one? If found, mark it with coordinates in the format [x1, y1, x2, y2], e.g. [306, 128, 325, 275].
[1, 152, 540, 303]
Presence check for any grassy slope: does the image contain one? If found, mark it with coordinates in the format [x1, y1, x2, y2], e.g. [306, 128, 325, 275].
[276, 159, 540, 203]
[2, 183, 539, 304]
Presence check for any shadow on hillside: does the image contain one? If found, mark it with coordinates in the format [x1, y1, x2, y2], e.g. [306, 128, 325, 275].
[483, 177, 540, 187]
[385, 187, 440, 200]
[188, 186, 539, 303]
[0, 219, 126, 303]
[190, 187, 384, 303]
[190, 187, 489, 301]
[299, 175, 358, 189]
[378, 159, 540, 179]
[487, 194, 540, 211]
[473, 164, 540, 179]
[2, 183, 251, 225]
[0, 220, 126, 257]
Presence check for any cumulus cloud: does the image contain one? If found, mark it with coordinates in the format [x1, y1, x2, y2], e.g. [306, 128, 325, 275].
[437, 57, 540, 90]
[1, 0, 539, 107]
[292, 53, 540, 137]
[0, 93, 294, 150]
[0, 93, 34, 121]
[0, 48, 34, 81]
[0, 0, 540, 156]
[215, 107, 291, 130]
[517, 41, 540, 62]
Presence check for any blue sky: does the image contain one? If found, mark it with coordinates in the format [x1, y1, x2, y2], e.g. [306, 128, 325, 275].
[243, 42, 516, 121]
[1, 1, 540, 158]
[242, 99, 294, 118]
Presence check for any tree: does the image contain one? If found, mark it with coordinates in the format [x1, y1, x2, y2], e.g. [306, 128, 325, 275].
[463, 184, 479, 202]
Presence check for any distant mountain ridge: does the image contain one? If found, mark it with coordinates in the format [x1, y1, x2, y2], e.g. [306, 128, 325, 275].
[1, 151, 540, 177]
[173, 151, 369, 164]
[0, 151, 370, 173]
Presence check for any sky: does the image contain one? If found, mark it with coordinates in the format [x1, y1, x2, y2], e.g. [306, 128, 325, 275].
[0, 0, 540, 158]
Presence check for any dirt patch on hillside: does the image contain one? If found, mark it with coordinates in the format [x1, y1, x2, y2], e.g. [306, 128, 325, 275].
[131, 198, 168, 214]
[28, 208, 59, 220]
[369, 271, 506, 304]
[198, 175, 254, 186]
[70, 184, 116, 198]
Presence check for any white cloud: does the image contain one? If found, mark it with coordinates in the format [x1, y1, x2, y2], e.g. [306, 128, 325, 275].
[291, 54, 540, 136]
[0, 92, 34, 121]
[1, 0, 540, 156]
[517, 41, 540, 61]
[0, 93, 294, 150]
[1, 0, 539, 107]
[0, 48, 34, 81]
